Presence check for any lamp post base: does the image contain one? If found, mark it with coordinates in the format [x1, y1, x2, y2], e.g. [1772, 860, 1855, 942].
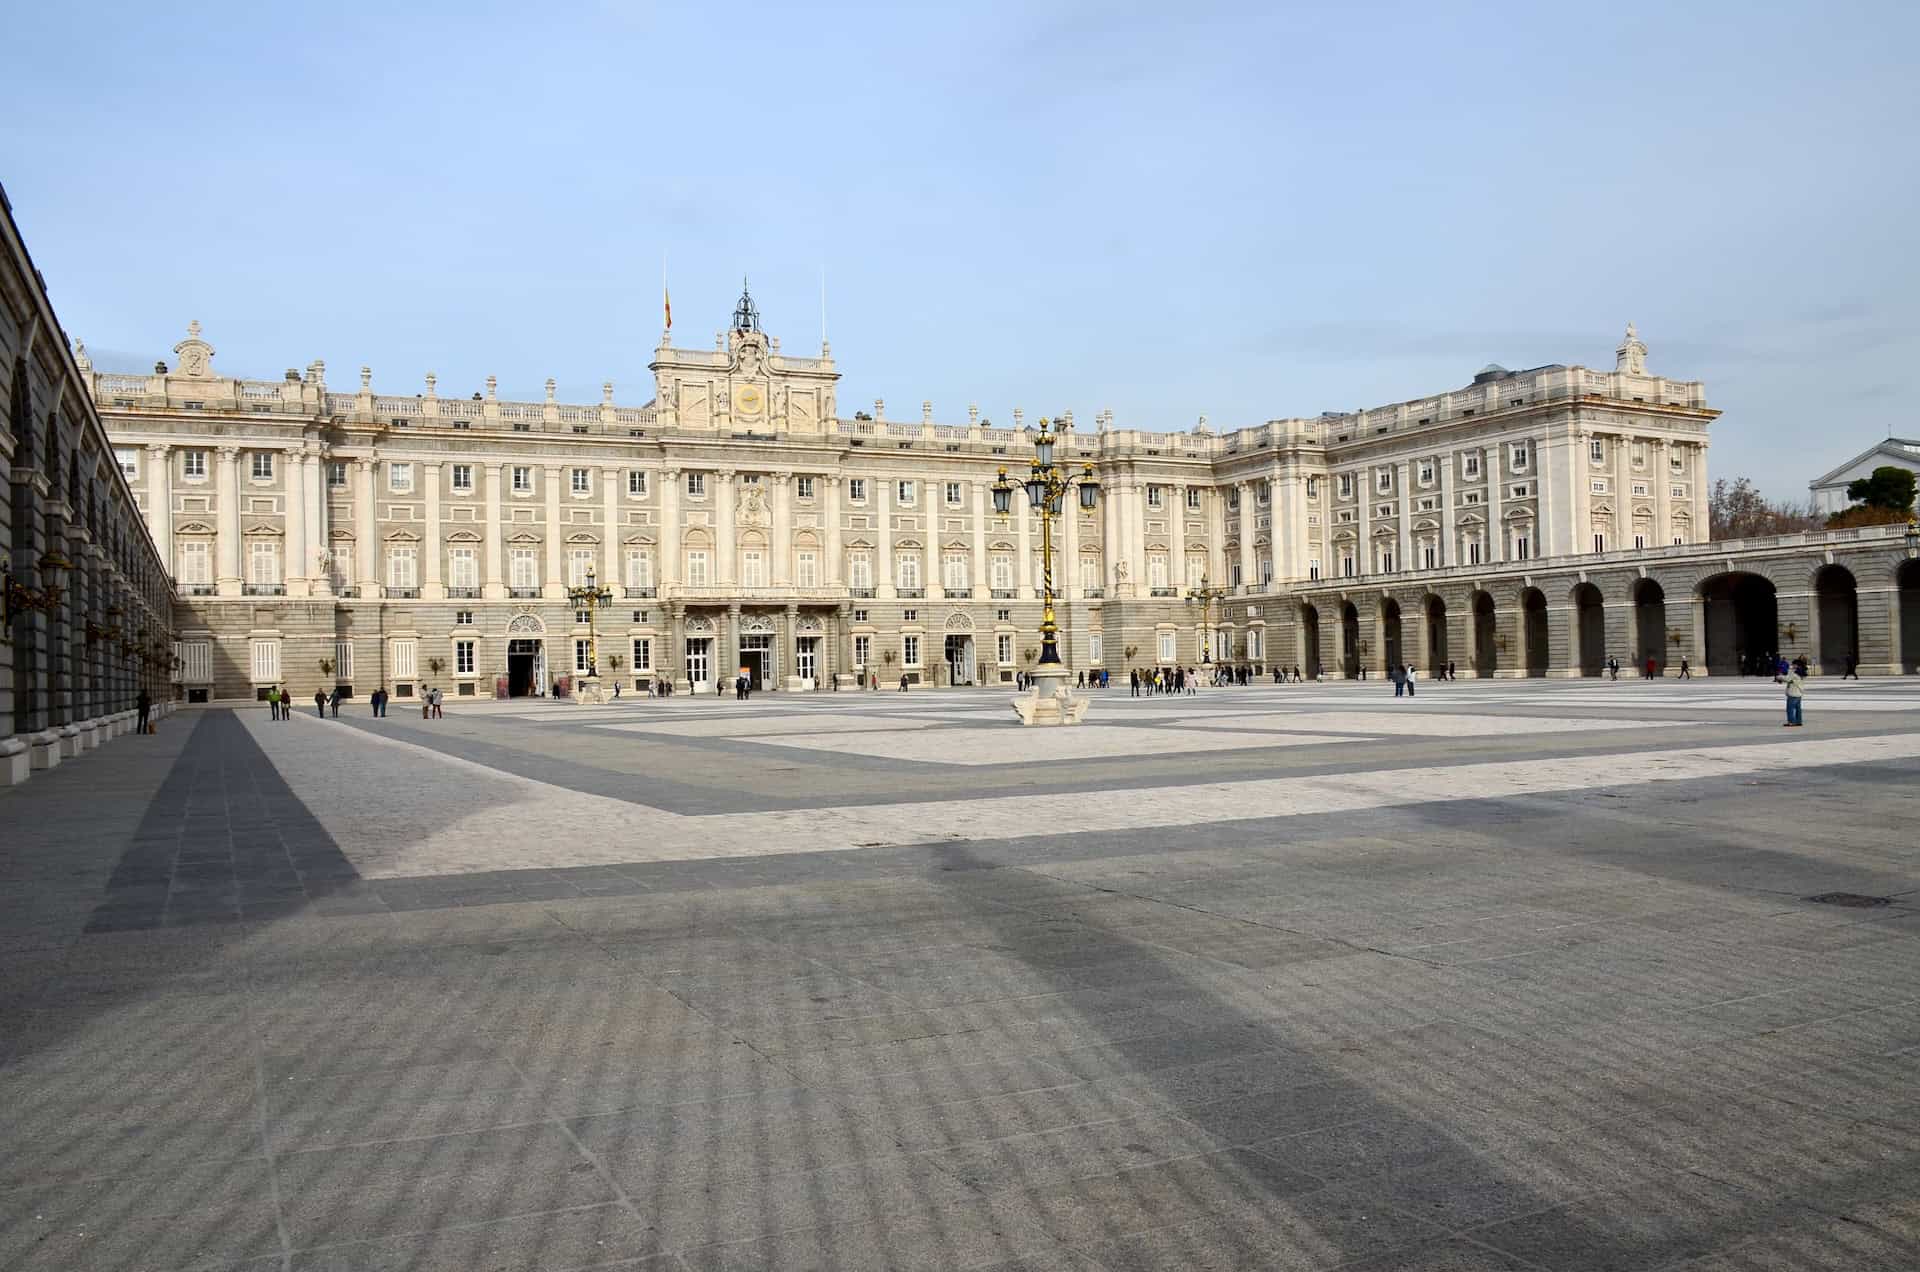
[573, 675, 608, 705]
[1011, 665, 1090, 727]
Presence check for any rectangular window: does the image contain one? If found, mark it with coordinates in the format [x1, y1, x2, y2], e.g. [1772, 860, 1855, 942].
[1418, 463, 1434, 484]
[568, 548, 596, 587]
[1230, 562, 1242, 586]
[997, 633, 1013, 665]
[1378, 550, 1394, 573]
[1468, 540, 1482, 565]
[1341, 555, 1355, 578]
[902, 634, 920, 666]
[797, 551, 818, 588]
[389, 462, 412, 492]
[1591, 480, 1608, 494]
[334, 639, 354, 679]
[1158, 631, 1176, 663]
[575, 640, 592, 673]
[1593, 533, 1606, 552]
[1510, 444, 1529, 469]
[1632, 482, 1648, 496]
[945, 481, 962, 506]
[990, 554, 1013, 590]
[624, 549, 652, 590]
[1589, 438, 1606, 463]
[1376, 469, 1392, 492]
[628, 470, 648, 496]
[1514, 535, 1531, 560]
[848, 478, 866, 502]
[1634, 533, 1647, 549]
[1308, 558, 1320, 580]
[1260, 558, 1273, 586]
[327, 461, 346, 487]
[512, 466, 532, 493]
[451, 464, 473, 492]
[1423, 545, 1437, 569]
[685, 550, 709, 586]
[897, 480, 915, 505]
[251, 452, 274, 481]
[686, 472, 705, 497]
[943, 553, 968, 592]
[1186, 556, 1205, 589]
[250, 640, 281, 682]
[178, 540, 210, 585]
[330, 545, 352, 588]
[1671, 485, 1686, 498]
[1079, 557, 1099, 592]
[1257, 482, 1270, 504]
[854, 634, 871, 667]
[1305, 477, 1317, 498]
[1670, 455, 1685, 472]
[182, 450, 207, 479]
[115, 448, 139, 479]
[391, 639, 417, 679]
[1148, 554, 1169, 588]
[1186, 487, 1202, 509]
[454, 610, 474, 625]
[631, 638, 652, 671]
[848, 553, 872, 589]
[1463, 492, 1482, 505]
[1511, 484, 1529, 498]
[510, 547, 538, 590]
[896, 556, 920, 590]
[571, 468, 591, 494]
[1337, 474, 1352, 498]
[386, 547, 418, 589]
[1088, 633, 1104, 664]
[1146, 485, 1164, 508]
[455, 640, 475, 675]
[1228, 488, 1241, 509]
[448, 548, 476, 589]
[247, 541, 280, 584]
[741, 550, 767, 588]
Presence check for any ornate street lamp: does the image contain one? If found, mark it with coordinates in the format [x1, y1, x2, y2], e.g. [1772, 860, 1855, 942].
[1185, 575, 1229, 665]
[993, 416, 1099, 725]
[563, 568, 614, 697]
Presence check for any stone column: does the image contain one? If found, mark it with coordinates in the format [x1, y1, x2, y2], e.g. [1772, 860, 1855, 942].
[354, 456, 377, 597]
[1099, 478, 1118, 593]
[1170, 485, 1186, 593]
[420, 461, 442, 600]
[1237, 483, 1256, 593]
[1439, 453, 1455, 568]
[482, 462, 505, 599]
[216, 446, 243, 595]
[1654, 440, 1672, 545]
[785, 602, 801, 689]
[285, 445, 308, 596]
[714, 470, 736, 587]
[1355, 469, 1371, 577]
[660, 466, 681, 593]
[771, 473, 793, 586]
[1061, 481, 1080, 599]
[876, 474, 896, 598]
[1208, 488, 1226, 585]
[1395, 462, 1412, 571]
[1130, 481, 1148, 589]
[144, 444, 172, 562]
[1014, 493, 1031, 598]
[1575, 429, 1594, 552]
[924, 480, 941, 599]
[725, 602, 741, 680]
[824, 475, 843, 587]
[1328, 598, 1347, 679]
[603, 465, 622, 590]
[1616, 433, 1635, 547]
[1486, 446, 1504, 562]
[307, 451, 331, 595]
[972, 480, 989, 600]
[543, 465, 564, 598]
[1692, 442, 1710, 537]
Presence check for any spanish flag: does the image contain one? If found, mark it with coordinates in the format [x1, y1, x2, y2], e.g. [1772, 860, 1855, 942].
[663, 284, 672, 332]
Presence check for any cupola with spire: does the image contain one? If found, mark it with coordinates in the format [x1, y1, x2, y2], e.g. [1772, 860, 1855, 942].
[731, 278, 761, 334]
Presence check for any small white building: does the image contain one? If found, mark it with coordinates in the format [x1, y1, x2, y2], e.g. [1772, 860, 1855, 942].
[1808, 437, 1920, 515]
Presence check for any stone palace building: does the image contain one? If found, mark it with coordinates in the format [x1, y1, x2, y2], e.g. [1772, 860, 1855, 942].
[83, 286, 1748, 702]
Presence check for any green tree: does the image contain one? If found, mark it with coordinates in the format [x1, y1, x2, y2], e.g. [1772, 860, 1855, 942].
[1843, 465, 1917, 514]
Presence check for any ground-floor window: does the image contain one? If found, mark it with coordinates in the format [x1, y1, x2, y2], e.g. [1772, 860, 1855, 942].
[455, 639, 475, 675]
[631, 638, 651, 670]
[1089, 633, 1103, 664]
[1157, 631, 1176, 663]
[901, 634, 920, 667]
[250, 640, 280, 682]
[334, 640, 354, 679]
[575, 639, 592, 673]
[854, 634, 871, 668]
[997, 633, 1013, 664]
[391, 639, 417, 679]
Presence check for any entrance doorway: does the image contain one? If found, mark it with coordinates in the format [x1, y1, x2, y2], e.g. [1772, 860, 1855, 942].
[1521, 587, 1549, 677]
[1572, 582, 1605, 676]
[1472, 590, 1497, 677]
[740, 633, 774, 690]
[686, 638, 712, 692]
[1633, 579, 1667, 673]
[944, 634, 976, 686]
[1700, 572, 1778, 675]
[1815, 565, 1858, 674]
[1381, 598, 1403, 672]
[1425, 595, 1447, 676]
[796, 636, 820, 687]
[507, 638, 546, 697]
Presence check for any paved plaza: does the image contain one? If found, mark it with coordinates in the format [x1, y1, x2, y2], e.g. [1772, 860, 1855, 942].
[4, 678, 1920, 1270]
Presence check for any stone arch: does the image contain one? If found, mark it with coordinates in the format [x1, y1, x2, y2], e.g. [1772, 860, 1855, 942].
[1698, 572, 1778, 676]
[1900, 559, 1920, 673]
[1381, 596, 1403, 671]
[740, 613, 776, 634]
[1300, 602, 1321, 676]
[1814, 563, 1858, 675]
[1472, 589, 1498, 677]
[1570, 581, 1606, 676]
[1424, 593, 1448, 675]
[944, 611, 974, 632]
[1632, 577, 1667, 673]
[1521, 587, 1549, 677]
[1341, 600, 1361, 678]
[506, 613, 546, 636]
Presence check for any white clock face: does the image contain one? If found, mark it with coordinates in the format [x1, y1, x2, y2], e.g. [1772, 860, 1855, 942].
[734, 383, 764, 416]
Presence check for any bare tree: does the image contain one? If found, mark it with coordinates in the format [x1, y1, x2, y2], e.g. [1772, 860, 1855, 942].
[1708, 477, 1821, 540]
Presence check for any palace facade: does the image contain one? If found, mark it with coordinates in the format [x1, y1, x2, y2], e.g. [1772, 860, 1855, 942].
[85, 288, 1724, 701]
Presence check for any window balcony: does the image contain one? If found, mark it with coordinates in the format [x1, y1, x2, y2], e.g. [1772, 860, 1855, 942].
[387, 587, 420, 599]
[990, 588, 1016, 599]
[508, 587, 541, 599]
[850, 587, 876, 599]
[623, 586, 657, 598]
[182, 585, 217, 597]
[242, 584, 286, 596]
[1084, 587, 1106, 598]
[335, 585, 360, 598]
[897, 588, 925, 599]
[447, 587, 481, 599]
[1150, 587, 1178, 597]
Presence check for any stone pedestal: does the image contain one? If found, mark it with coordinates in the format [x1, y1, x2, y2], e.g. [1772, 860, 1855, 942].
[1011, 666, 1091, 727]
[29, 731, 62, 771]
[58, 726, 82, 759]
[1, 738, 29, 786]
[573, 676, 608, 705]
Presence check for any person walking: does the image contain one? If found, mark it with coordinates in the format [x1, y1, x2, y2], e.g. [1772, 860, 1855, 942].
[1446, 660, 1456, 681]
[329, 687, 341, 717]
[1782, 662, 1805, 727]
[266, 684, 281, 720]
[314, 688, 327, 717]
[136, 688, 152, 735]
[422, 688, 432, 719]
[1405, 664, 1416, 697]
[431, 685, 444, 718]
[1645, 655, 1656, 679]
[1391, 663, 1405, 698]
[1129, 668, 1140, 698]
[898, 672, 910, 692]
[1843, 655, 1859, 680]
[1679, 656, 1691, 679]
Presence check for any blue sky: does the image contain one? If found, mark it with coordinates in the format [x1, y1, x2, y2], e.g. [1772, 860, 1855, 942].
[6, 1, 1916, 499]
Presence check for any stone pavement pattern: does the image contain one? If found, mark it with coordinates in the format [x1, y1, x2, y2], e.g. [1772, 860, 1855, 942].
[2, 679, 1919, 1270]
